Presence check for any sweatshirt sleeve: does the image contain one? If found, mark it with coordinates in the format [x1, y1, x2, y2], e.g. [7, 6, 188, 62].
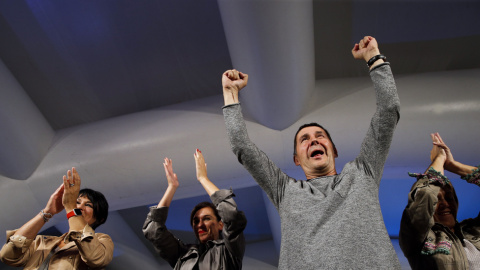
[356, 63, 400, 186]
[223, 103, 291, 208]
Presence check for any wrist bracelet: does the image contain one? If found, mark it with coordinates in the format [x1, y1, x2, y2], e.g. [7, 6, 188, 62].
[40, 210, 53, 223]
[367, 54, 386, 68]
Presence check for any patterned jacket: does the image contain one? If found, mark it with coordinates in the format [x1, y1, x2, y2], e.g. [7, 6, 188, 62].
[400, 166, 480, 270]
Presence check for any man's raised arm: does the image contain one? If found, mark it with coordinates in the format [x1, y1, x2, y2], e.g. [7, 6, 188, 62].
[352, 36, 400, 183]
[221, 69, 289, 207]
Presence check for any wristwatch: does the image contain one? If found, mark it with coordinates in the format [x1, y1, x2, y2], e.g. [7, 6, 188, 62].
[66, 209, 82, 219]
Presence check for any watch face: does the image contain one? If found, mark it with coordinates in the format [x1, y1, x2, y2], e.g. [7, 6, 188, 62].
[73, 209, 82, 216]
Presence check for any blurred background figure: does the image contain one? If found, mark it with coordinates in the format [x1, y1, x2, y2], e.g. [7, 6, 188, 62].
[400, 133, 480, 269]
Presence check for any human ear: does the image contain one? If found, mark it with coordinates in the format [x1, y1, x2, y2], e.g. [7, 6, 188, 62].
[293, 155, 300, 166]
[218, 221, 224, 231]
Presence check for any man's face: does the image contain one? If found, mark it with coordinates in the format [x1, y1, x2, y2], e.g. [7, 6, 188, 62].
[192, 207, 224, 243]
[433, 186, 458, 230]
[294, 126, 337, 177]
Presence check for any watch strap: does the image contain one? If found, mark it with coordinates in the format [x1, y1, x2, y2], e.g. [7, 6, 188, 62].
[367, 54, 386, 68]
[66, 209, 81, 219]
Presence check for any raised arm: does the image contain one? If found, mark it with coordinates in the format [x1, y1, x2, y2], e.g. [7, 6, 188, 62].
[399, 134, 449, 257]
[63, 168, 88, 232]
[353, 36, 400, 183]
[0, 183, 65, 266]
[194, 149, 219, 195]
[429, 133, 447, 174]
[63, 168, 113, 268]
[143, 158, 186, 268]
[222, 69, 248, 106]
[8, 167, 84, 241]
[194, 149, 246, 265]
[158, 158, 179, 207]
[12, 183, 64, 240]
[222, 70, 293, 207]
[211, 188, 247, 268]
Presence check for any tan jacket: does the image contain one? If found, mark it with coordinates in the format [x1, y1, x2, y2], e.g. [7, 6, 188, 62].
[0, 225, 113, 270]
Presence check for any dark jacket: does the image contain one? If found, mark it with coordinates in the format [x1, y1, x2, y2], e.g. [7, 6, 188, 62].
[143, 189, 247, 270]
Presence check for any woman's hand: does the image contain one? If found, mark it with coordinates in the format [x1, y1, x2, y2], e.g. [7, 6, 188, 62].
[194, 149, 208, 182]
[163, 158, 179, 188]
[430, 133, 447, 163]
[194, 149, 219, 196]
[157, 158, 179, 207]
[44, 183, 65, 215]
[432, 132, 454, 166]
[62, 167, 81, 212]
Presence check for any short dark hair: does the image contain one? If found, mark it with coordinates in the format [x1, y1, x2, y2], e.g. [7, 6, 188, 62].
[190, 201, 221, 228]
[293, 123, 337, 156]
[78, 188, 109, 230]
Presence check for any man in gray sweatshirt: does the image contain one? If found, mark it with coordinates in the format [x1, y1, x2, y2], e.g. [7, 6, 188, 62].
[221, 36, 401, 269]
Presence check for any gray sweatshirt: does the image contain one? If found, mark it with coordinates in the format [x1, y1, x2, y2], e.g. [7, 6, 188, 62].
[223, 63, 401, 269]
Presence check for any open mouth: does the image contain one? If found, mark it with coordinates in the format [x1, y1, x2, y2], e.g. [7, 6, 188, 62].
[310, 149, 324, 158]
[437, 211, 452, 216]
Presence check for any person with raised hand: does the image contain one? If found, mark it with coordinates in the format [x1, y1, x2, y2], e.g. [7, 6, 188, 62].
[221, 36, 401, 269]
[143, 149, 246, 269]
[400, 133, 480, 269]
[0, 167, 113, 269]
